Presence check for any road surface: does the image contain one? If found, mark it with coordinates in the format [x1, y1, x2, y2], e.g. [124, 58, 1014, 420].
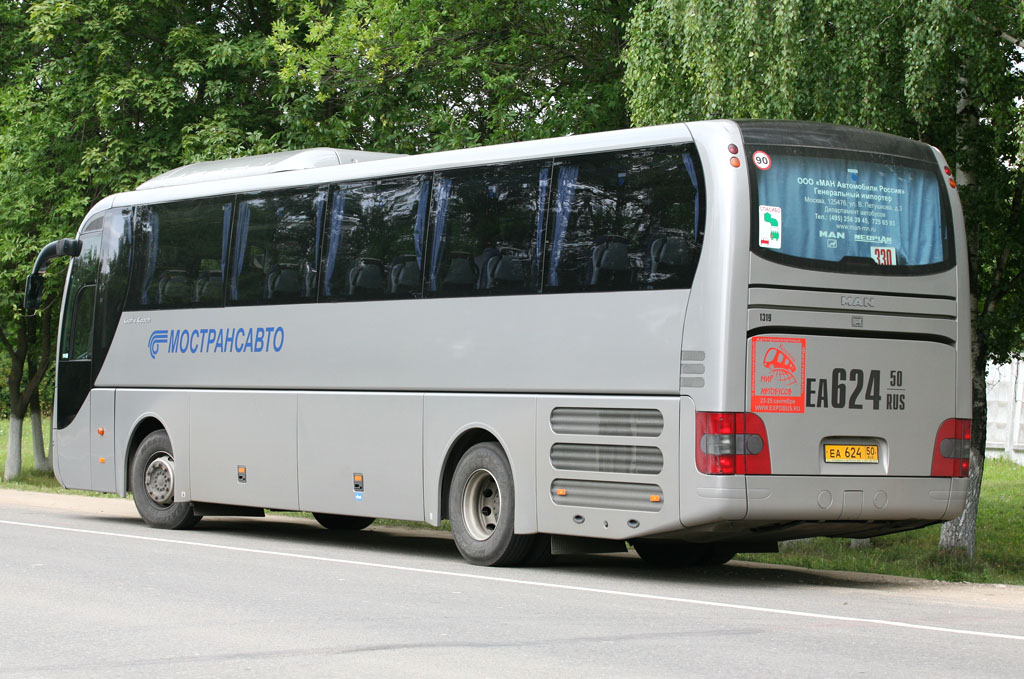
[1, 490, 1021, 678]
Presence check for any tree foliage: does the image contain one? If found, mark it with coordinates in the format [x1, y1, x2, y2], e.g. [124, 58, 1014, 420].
[624, 0, 1024, 556]
[270, 0, 631, 152]
[0, 0, 288, 477]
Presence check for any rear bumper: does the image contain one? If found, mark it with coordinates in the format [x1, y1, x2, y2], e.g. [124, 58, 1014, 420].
[745, 475, 965, 522]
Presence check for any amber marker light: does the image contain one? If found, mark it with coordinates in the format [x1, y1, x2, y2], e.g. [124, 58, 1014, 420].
[949, 179, 957, 188]
[729, 157, 742, 168]
[98, 457, 106, 464]
[96, 427, 104, 436]
[649, 494, 662, 503]
[556, 488, 567, 496]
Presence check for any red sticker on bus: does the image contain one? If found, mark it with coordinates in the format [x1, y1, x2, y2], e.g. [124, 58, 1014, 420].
[751, 337, 806, 413]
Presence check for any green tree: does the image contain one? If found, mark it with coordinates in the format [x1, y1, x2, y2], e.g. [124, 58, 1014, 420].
[0, 0, 288, 478]
[623, 0, 1024, 556]
[270, 0, 631, 153]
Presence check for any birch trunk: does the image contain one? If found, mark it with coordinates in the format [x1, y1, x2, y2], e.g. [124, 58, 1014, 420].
[4, 414, 23, 481]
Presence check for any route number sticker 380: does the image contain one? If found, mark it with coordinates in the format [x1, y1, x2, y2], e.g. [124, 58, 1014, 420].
[751, 336, 806, 413]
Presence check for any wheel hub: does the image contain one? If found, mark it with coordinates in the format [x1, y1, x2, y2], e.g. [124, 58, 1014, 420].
[462, 469, 500, 541]
[145, 456, 175, 506]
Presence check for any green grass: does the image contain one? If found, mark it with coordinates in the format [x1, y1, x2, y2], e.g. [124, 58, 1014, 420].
[0, 416, 106, 495]
[3, 417, 1022, 583]
[738, 458, 1024, 584]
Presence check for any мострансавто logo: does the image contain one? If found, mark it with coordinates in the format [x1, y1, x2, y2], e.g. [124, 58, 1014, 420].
[148, 326, 284, 359]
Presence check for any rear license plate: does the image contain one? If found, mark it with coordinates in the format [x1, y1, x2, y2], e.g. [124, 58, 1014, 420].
[824, 444, 878, 463]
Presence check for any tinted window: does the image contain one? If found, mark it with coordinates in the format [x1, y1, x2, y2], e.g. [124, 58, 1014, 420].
[129, 198, 233, 309]
[60, 230, 101, 360]
[230, 188, 325, 305]
[749, 148, 951, 273]
[545, 145, 704, 292]
[322, 175, 429, 301]
[426, 162, 549, 297]
[94, 209, 132, 374]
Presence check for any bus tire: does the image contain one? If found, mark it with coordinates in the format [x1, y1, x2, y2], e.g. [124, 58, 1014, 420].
[313, 513, 375, 531]
[697, 544, 737, 567]
[631, 540, 707, 568]
[131, 429, 200, 530]
[449, 442, 533, 567]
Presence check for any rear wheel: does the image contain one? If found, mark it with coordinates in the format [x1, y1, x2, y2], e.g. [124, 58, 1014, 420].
[449, 442, 533, 566]
[631, 540, 708, 568]
[313, 513, 375, 531]
[697, 544, 737, 567]
[131, 429, 200, 530]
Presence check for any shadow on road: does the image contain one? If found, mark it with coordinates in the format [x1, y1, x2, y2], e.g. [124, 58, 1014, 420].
[93, 511, 916, 593]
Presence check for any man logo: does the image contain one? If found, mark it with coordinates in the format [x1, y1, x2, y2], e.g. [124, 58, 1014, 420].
[840, 296, 875, 308]
[148, 330, 169, 358]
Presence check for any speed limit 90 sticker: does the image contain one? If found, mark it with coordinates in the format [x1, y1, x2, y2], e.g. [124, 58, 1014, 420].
[752, 150, 772, 170]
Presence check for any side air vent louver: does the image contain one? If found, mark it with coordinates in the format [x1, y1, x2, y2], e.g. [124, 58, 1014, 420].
[550, 408, 664, 437]
[550, 443, 663, 474]
[550, 480, 664, 512]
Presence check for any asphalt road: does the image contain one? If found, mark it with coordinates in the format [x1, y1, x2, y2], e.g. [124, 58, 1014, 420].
[1, 490, 1022, 678]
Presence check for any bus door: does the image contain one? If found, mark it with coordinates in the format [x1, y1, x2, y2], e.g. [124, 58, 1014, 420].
[54, 226, 101, 490]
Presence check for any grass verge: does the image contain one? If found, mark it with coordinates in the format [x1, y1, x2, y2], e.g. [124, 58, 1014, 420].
[738, 458, 1024, 585]
[3, 418, 1022, 582]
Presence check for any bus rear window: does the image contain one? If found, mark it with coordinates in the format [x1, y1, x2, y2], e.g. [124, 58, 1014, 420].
[749, 149, 952, 273]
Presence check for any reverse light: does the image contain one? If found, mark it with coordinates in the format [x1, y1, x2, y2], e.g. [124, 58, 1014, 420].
[932, 418, 971, 478]
[696, 412, 772, 475]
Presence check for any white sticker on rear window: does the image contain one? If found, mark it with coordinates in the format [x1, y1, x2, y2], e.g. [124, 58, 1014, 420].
[759, 205, 782, 249]
[870, 246, 897, 266]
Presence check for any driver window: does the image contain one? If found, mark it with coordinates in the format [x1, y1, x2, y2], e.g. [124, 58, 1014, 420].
[59, 229, 101, 360]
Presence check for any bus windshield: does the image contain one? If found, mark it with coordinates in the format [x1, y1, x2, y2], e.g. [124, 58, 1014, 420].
[750, 149, 951, 273]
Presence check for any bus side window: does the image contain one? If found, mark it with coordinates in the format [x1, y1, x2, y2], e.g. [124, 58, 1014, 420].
[230, 187, 323, 306]
[545, 145, 705, 293]
[127, 199, 233, 310]
[425, 161, 549, 298]
[321, 175, 429, 302]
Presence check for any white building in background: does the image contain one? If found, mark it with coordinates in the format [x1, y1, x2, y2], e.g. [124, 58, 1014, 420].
[986, 359, 1024, 465]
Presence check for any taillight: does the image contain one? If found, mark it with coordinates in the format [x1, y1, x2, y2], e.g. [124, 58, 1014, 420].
[931, 418, 971, 478]
[696, 412, 772, 475]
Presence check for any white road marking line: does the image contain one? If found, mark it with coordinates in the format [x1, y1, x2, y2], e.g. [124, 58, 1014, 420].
[3, 518, 1022, 642]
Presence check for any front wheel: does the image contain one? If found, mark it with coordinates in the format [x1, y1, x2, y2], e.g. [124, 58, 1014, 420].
[449, 442, 534, 566]
[131, 429, 200, 530]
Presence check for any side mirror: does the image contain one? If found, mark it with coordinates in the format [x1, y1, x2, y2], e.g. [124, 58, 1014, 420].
[24, 273, 45, 312]
[23, 237, 83, 312]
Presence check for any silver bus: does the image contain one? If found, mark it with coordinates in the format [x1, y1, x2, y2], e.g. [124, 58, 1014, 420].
[26, 120, 971, 567]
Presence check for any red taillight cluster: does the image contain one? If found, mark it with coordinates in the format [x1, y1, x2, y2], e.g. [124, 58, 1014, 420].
[695, 412, 772, 475]
[932, 418, 971, 478]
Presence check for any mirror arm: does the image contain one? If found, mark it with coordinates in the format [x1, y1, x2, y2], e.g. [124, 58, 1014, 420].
[31, 238, 83, 276]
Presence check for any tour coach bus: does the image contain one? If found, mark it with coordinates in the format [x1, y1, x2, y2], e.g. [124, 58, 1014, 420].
[26, 120, 970, 567]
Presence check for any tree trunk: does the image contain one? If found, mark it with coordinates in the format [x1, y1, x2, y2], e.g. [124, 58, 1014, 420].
[1, 308, 52, 482]
[30, 390, 48, 471]
[4, 413, 24, 482]
[938, 304, 987, 557]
